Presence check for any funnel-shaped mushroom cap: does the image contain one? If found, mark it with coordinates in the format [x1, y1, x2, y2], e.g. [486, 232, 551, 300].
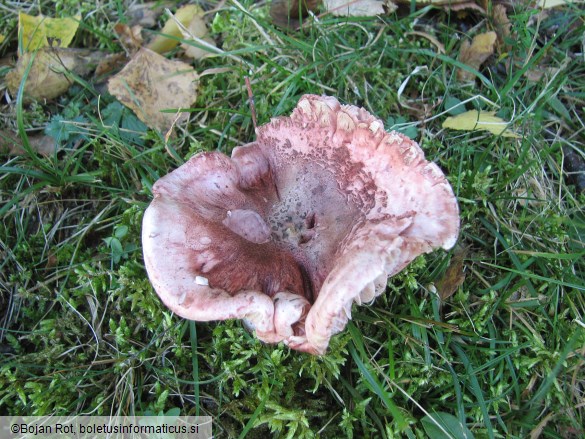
[142, 95, 459, 354]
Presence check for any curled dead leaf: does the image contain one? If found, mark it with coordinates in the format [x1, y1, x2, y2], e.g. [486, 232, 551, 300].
[324, 0, 397, 16]
[396, 0, 485, 12]
[6, 48, 103, 101]
[436, 246, 468, 301]
[492, 4, 511, 45]
[457, 31, 496, 82]
[107, 48, 199, 133]
[446, 2, 485, 12]
[113, 23, 144, 54]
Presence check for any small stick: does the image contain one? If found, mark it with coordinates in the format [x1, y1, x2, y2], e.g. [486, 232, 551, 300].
[245, 77, 258, 130]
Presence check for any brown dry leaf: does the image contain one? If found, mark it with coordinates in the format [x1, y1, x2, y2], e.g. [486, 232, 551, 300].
[94, 52, 128, 78]
[270, 0, 321, 28]
[147, 5, 204, 54]
[524, 66, 560, 82]
[493, 4, 511, 44]
[6, 48, 103, 101]
[1, 130, 57, 156]
[457, 31, 497, 82]
[436, 247, 468, 301]
[324, 0, 397, 17]
[107, 48, 199, 133]
[113, 23, 144, 54]
[529, 412, 555, 439]
[446, 2, 485, 12]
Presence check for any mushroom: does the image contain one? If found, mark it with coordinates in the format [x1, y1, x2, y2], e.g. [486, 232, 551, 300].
[142, 94, 459, 355]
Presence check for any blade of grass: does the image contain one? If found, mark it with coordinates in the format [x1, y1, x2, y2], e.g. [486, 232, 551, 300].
[452, 342, 495, 439]
[237, 381, 274, 439]
[348, 323, 408, 430]
[189, 321, 199, 417]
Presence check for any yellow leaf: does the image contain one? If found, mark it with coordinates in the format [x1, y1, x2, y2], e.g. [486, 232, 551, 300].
[442, 110, 519, 138]
[0, 35, 5, 44]
[6, 48, 103, 101]
[147, 5, 204, 54]
[457, 31, 496, 82]
[19, 12, 80, 52]
[181, 13, 216, 60]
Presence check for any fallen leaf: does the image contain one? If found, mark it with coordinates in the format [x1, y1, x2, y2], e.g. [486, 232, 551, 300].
[270, 0, 321, 28]
[1, 130, 57, 157]
[442, 110, 519, 137]
[413, 0, 480, 4]
[324, 0, 397, 17]
[114, 23, 144, 54]
[442, 1, 485, 12]
[180, 13, 216, 60]
[147, 5, 204, 54]
[18, 12, 80, 52]
[127, 2, 170, 27]
[524, 66, 560, 82]
[396, 0, 484, 12]
[457, 31, 496, 82]
[6, 48, 103, 101]
[28, 134, 58, 156]
[107, 48, 199, 133]
[529, 412, 555, 439]
[537, 0, 585, 8]
[492, 4, 511, 45]
[94, 52, 128, 78]
[436, 247, 468, 301]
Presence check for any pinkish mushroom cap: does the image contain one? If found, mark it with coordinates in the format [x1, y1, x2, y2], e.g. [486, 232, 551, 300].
[142, 94, 459, 355]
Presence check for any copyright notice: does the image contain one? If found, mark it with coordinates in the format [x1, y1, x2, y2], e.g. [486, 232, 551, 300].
[1, 416, 212, 439]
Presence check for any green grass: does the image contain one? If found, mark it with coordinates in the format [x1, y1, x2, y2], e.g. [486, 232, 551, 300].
[1, 0, 584, 437]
